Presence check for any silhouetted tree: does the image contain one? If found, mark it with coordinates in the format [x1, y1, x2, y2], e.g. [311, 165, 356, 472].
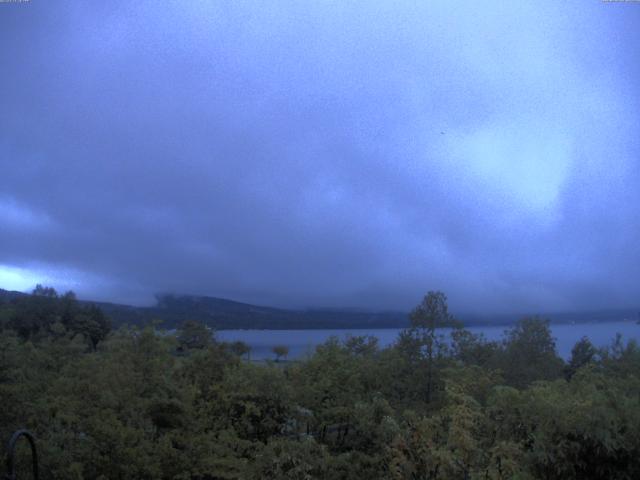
[230, 340, 251, 360]
[408, 291, 459, 402]
[32, 284, 58, 298]
[60, 290, 79, 328]
[565, 336, 597, 379]
[273, 345, 289, 362]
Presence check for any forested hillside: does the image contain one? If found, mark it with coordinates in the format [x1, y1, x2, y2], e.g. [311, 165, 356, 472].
[2, 289, 640, 479]
[0, 288, 409, 330]
[2, 288, 635, 331]
[111, 293, 410, 330]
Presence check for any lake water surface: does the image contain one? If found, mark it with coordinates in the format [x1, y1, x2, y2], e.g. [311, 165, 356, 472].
[217, 321, 640, 361]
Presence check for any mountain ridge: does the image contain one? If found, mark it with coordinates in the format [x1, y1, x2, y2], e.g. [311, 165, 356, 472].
[1, 288, 637, 330]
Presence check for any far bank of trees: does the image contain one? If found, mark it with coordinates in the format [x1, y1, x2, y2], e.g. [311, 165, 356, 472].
[1, 289, 639, 479]
[0, 284, 110, 350]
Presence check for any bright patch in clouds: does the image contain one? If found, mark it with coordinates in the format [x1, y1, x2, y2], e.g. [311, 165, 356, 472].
[0, 1, 637, 312]
[454, 125, 572, 217]
[0, 265, 47, 292]
[0, 264, 87, 295]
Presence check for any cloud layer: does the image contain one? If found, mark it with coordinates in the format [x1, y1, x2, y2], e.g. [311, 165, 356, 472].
[1, 1, 639, 313]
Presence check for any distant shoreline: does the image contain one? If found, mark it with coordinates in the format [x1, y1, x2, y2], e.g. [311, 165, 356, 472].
[211, 318, 639, 331]
[2, 287, 638, 331]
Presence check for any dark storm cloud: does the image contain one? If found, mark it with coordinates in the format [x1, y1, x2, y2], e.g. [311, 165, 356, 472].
[1, 1, 639, 313]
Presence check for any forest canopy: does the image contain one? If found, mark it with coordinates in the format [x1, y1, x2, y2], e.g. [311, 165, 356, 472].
[1, 289, 639, 479]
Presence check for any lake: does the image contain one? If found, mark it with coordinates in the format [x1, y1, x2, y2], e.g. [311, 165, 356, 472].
[217, 321, 640, 361]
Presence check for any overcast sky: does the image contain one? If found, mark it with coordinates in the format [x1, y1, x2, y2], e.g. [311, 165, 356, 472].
[1, 1, 639, 314]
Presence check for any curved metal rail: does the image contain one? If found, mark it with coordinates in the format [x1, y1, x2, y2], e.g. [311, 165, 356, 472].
[4, 430, 39, 480]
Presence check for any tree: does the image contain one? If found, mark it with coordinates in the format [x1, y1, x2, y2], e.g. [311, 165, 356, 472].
[501, 316, 564, 388]
[60, 290, 79, 328]
[230, 340, 251, 360]
[451, 328, 499, 368]
[344, 335, 379, 356]
[407, 291, 459, 403]
[85, 305, 111, 350]
[177, 320, 212, 351]
[273, 345, 289, 362]
[32, 284, 58, 298]
[565, 336, 597, 379]
[62, 305, 111, 351]
[8, 285, 62, 339]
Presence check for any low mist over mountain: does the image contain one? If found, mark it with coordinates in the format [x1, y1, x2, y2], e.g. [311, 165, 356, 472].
[1, 288, 637, 330]
[104, 293, 411, 330]
[0, 288, 407, 329]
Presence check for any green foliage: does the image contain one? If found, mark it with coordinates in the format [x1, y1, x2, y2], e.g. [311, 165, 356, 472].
[500, 316, 564, 388]
[250, 437, 329, 479]
[2, 287, 111, 350]
[409, 291, 460, 332]
[178, 320, 213, 351]
[1, 290, 640, 479]
[403, 291, 460, 405]
[565, 336, 597, 379]
[451, 328, 500, 368]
